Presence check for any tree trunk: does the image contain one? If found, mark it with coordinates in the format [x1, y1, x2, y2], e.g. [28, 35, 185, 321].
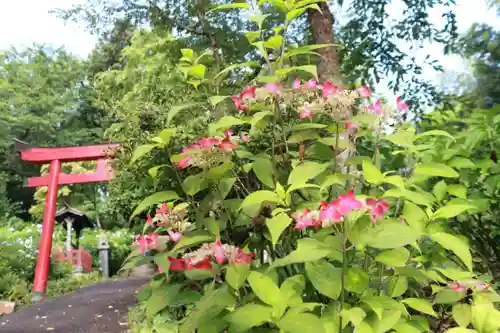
[307, 3, 342, 84]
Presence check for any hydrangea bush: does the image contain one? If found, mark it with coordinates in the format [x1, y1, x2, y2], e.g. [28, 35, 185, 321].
[126, 1, 500, 332]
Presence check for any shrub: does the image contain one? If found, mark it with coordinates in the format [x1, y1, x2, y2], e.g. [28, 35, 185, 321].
[125, 2, 500, 333]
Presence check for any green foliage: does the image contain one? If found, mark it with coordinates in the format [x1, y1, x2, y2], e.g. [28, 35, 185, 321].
[120, 3, 500, 332]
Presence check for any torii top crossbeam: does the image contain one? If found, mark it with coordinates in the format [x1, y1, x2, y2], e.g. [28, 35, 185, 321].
[14, 139, 120, 302]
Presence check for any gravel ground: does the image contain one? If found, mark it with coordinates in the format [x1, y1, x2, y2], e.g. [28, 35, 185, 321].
[0, 278, 150, 333]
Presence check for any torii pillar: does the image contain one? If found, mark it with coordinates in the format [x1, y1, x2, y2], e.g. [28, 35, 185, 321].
[15, 139, 120, 302]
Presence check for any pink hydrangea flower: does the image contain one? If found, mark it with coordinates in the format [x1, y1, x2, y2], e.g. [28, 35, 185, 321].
[319, 201, 342, 224]
[218, 136, 238, 152]
[367, 100, 383, 116]
[396, 97, 409, 112]
[167, 230, 182, 243]
[156, 203, 169, 215]
[292, 78, 301, 89]
[240, 86, 257, 100]
[178, 155, 193, 169]
[365, 198, 389, 222]
[232, 248, 254, 264]
[304, 79, 317, 88]
[264, 82, 281, 94]
[335, 190, 363, 215]
[232, 95, 249, 111]
[135, 233, 158, 254]
[448, 281, 467, 293]
[298, 104, 313, 119]
[357, 86, 371, 98]
[292, 208, 319, 230]
[146, 214, 153, 225]
[321, 81, 339, 98]
[212, 241, 226, 264]
[241, 135, 249, 142]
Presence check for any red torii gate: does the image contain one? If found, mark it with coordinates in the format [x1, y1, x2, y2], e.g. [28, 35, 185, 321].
[15, 139, 120, 302]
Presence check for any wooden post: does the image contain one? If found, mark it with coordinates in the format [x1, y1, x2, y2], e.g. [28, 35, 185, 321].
[32, 159, 61, 303]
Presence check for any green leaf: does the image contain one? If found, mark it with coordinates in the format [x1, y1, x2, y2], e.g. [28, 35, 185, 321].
[266, 213, 293, 248]
[225, 304, 273, 333]
[253, 158, 276, 188]
[240, 190, 282, 217]
[209, 95, 230, 106]
[384, 130, 415, 147]
[345, 268, 369, 294]
[130, 144, 157, 165]
[185, 268, 216, 280]
[443, 328, 478, 333]
[264, 35, 283, 49]
[383, 189, 433, 207]
[288, 161, 328, 185]
[183, 173, 209, 196]
[305, 260, 342, 299]
[158, 128, 176, 146]
[180, 48, 194, 62]
[292, 123, 327, 131]
[225, 264, 250, 290]
[431, 204, 476, 220]
[167, 103, 200, 126]
[208, 3, 249, 13]
[179, 286, 235, 333]
[218, 177, 236, 199]
[393, 321, 425, 333]
[341, 307, 366, 327]
[321, 304, 340, 333]
[433, 180, 448, 201]
[271, 238, 333, 268]
[431, 232, 473, 271]
[447, 157, 476, 169]
[214, 61, 259, 80]
[276, 65, 318, 79]
[188, 64, 206, 79]
[171, 230, 215, 253]
[130, 191, 180, 220]
[320, 174, 346, 192]
[384, 175, 405, 189]
[402, 202, 428, 232]
[250, 111, 274, 131]
[387, 276, 408, 297]
[213, 116, 246, 132]
[281, 275, 306, 306]
[146, 284, 182, 319]
[247, 271, 285, 307]
[376, 248, 410, 267]
[248, 13, 270, 29]
[364, 222, 421, 249]
[414, 163, 459, 178]
[452, 304, 471, 328]
[434, 289, 466, 304]
[470, 301, 500, 333]
[278, 312, 326, 333]
[447, 184, 467, 199]
[402, 298, 437, 318]
[379, 310, 402, 332]
[285, 44, 338, 57]
[362, 160, 384, 185]
[415, 130, 455, 141]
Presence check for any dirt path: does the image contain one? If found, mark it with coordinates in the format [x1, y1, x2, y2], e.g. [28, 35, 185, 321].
[0, 278, 150, 333]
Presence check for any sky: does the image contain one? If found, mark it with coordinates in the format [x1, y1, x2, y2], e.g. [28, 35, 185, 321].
[0, 0, 498, 88]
